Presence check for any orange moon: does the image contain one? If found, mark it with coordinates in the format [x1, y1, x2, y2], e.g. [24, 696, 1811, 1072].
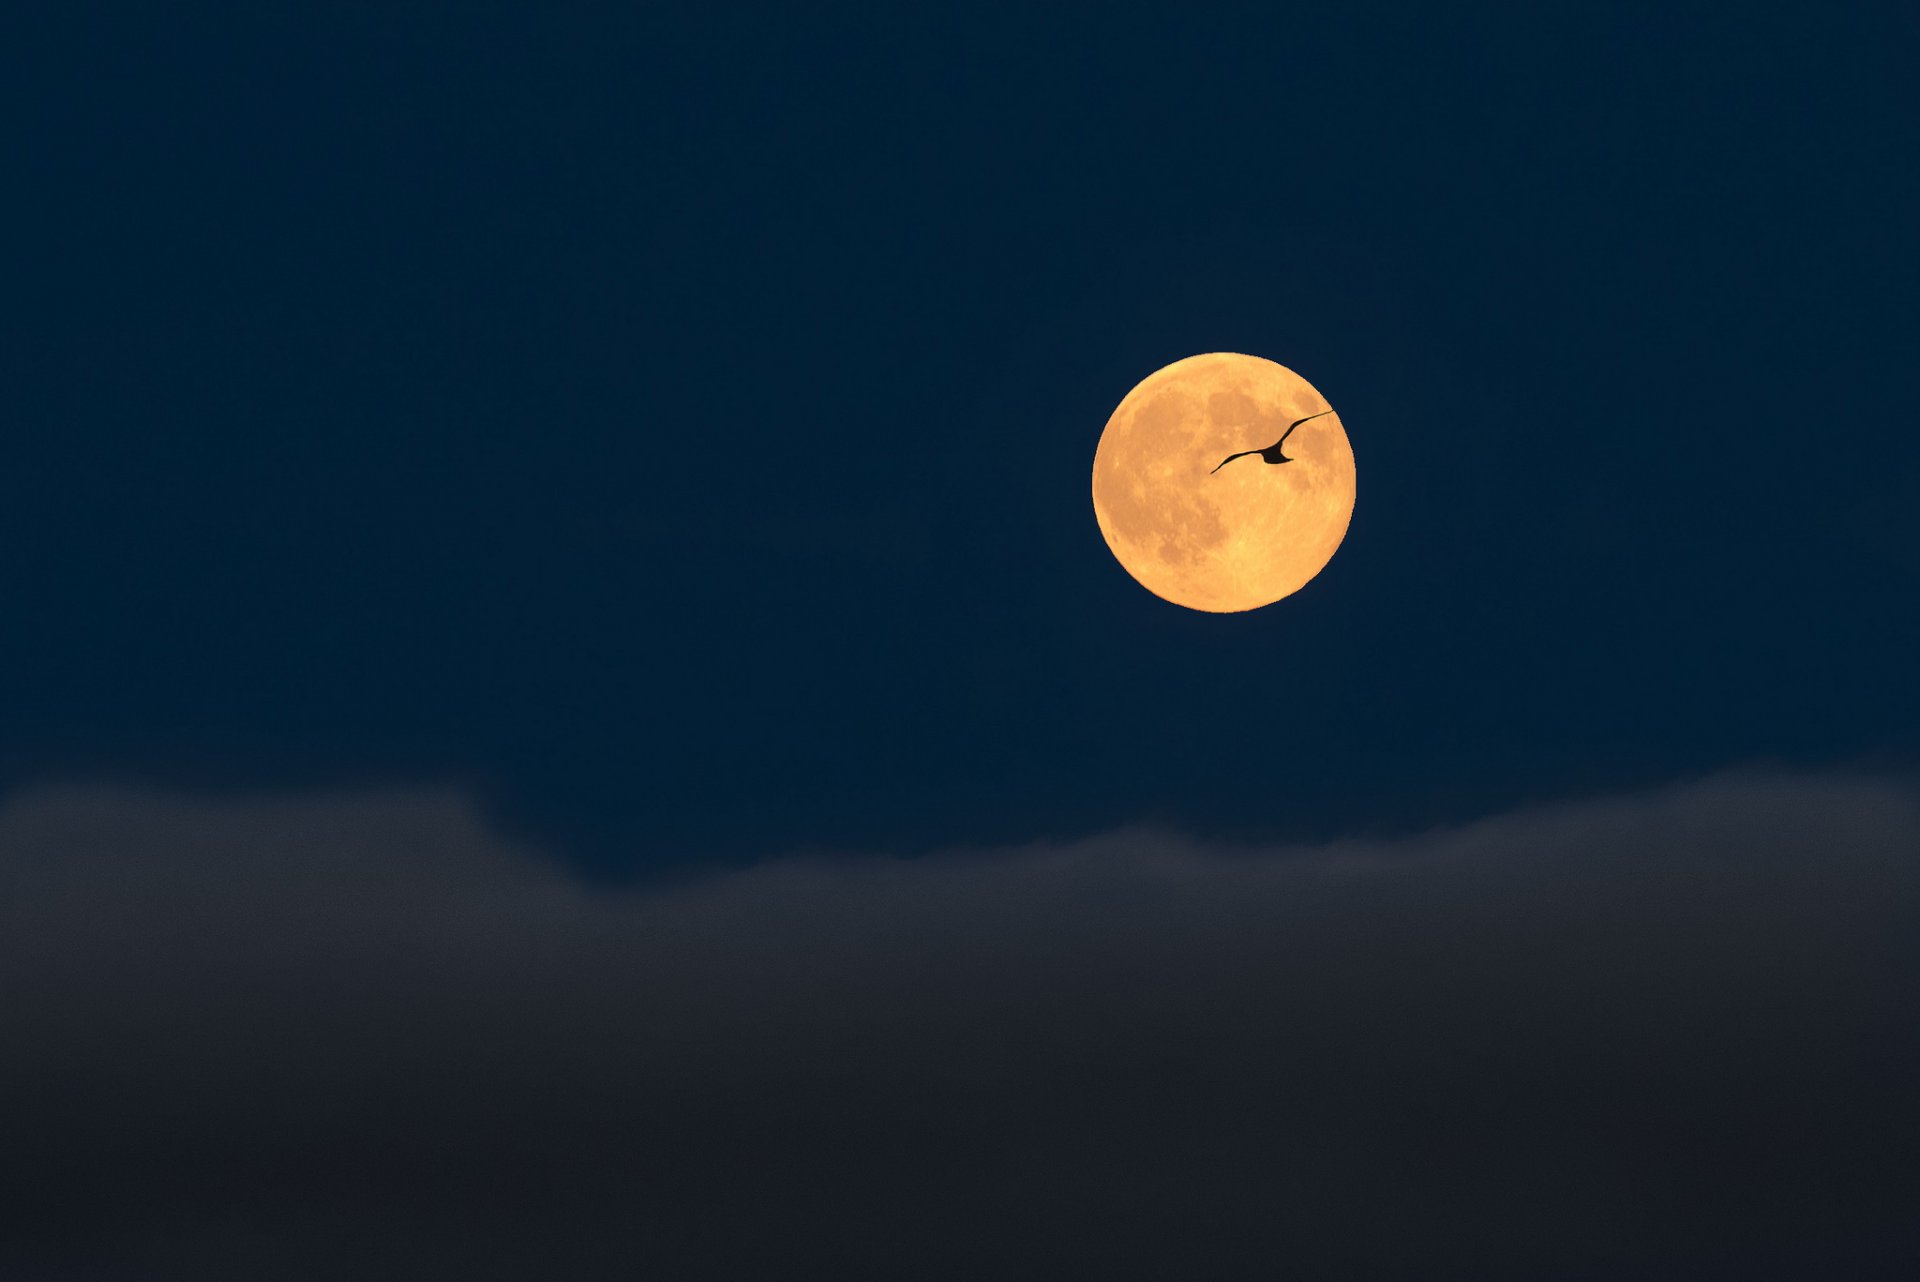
[1091, 353, 1356, 613]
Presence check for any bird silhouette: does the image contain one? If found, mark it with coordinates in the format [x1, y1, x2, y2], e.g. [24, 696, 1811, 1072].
[1210, 410, 1336, 474]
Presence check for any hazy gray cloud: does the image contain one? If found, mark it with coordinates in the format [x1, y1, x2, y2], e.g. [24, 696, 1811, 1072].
[2, 770, 1916, 1280]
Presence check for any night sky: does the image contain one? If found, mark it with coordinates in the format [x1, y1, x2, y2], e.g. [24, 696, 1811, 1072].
[4, 5, 1918, 1278]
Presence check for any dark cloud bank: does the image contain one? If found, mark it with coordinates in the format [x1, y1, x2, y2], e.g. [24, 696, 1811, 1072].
[2, 770, 1916, 1280]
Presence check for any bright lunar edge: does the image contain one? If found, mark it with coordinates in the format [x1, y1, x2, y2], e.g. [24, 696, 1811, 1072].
[1091, 353, 1357, 613]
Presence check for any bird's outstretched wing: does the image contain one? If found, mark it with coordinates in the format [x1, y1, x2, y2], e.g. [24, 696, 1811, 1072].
[1276, 409, 1335, 447]
[1210, 450, 1260, 475]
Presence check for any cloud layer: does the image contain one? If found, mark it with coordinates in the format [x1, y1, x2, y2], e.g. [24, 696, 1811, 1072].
[3, 770, 1916, 1280]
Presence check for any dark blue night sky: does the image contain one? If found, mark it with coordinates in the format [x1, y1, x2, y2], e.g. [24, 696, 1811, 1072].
[10, 5, 1914, 868]
[3, 7, 1918, 1277]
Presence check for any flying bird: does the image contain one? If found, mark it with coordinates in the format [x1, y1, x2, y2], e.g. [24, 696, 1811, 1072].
[1210, 410, 1336, 474]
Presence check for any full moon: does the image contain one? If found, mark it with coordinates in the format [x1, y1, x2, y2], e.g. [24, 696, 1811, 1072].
[1091, 353, 1356, 613]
